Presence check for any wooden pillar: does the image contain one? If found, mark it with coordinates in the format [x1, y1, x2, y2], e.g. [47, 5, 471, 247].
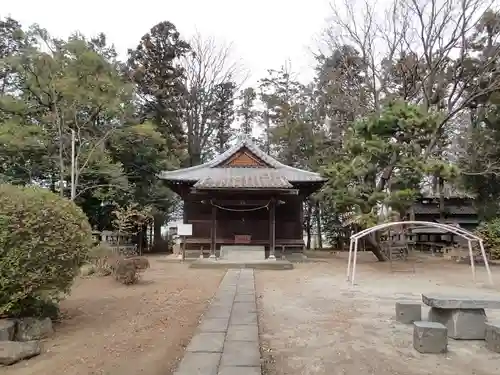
[210, 204, 217, 258]
[269, 198, 276, 260]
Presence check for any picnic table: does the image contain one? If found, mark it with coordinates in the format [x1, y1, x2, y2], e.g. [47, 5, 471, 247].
[422, 294, 500, 340]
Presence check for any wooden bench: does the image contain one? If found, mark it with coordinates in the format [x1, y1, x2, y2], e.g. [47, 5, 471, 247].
[422, 294, 500, 340]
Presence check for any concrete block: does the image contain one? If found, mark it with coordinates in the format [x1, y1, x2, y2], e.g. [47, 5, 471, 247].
[235, 294, 255, 302]
[230, 311, 258, 325]
[232, 301, 257, 314]
[218, 366, 261, 375]
[413, 321, 448, 354]
[198, 318, 229, 333]
[186, 332, 225, 353]
[428, 307, 486, 339]
[485, 322, 500, 353]
[205, 305, 233, 319]
[226, 324, 259, 342]
[221, 246, 265, 261]
[220, 341, 261, 367]
[174, 352, 220, 375]
[395, 302, 421, 324]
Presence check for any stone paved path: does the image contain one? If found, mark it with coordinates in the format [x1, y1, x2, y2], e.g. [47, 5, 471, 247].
[174, 269, 261, 375]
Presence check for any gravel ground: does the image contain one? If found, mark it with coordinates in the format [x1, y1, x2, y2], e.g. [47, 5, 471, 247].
[3, 258, 225, 375]
[256, 253, 500, 375]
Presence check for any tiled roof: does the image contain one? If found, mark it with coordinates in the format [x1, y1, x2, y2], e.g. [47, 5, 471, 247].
[159, 135, 327, 188]
[195, 170, 293, 189]
[413, 204, 477, 215]
[420, 183, 475, 199]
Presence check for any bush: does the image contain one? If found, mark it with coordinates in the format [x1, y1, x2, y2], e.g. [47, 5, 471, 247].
[114, 258, 139, 285]
[128, 256, 150, 272]
[88, 243, 116, 276]
[112, 256, 150, 285]
[475, 218, 500, 260]
[0, 184, 93, 317]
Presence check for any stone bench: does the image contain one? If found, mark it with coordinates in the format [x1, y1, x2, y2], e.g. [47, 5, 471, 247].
[422, 294, 500, 340]
[395, 301, 421, 324]
[413, 321, 448, 354]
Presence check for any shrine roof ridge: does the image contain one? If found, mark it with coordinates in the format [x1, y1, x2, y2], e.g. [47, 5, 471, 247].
[158, 134, 327, 185]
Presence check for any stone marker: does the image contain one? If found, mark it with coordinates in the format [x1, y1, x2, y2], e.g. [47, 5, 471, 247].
[485, 322, 500, 353]
[0, 341, 41, 365]
[413, 321, 447, 354]
[395, 302, 421, 324]
[0, 320, 16, 341]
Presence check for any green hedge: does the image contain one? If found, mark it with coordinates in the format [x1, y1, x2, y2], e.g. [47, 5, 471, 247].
[0, 184, 92, 317]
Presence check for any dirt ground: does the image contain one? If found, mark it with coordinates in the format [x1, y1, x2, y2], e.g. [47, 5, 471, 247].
[256, 253, 500, 375]
[3, 257, 225, 375]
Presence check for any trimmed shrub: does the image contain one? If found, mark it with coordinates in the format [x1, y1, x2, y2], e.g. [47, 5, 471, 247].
[128, 256, 150, 272]
[0, 184, 92, 317]
[114, 258, 139, 285]
[88, 243, 116, 276]
[475, 218, 500, 260]
[112, 256, 150, 285]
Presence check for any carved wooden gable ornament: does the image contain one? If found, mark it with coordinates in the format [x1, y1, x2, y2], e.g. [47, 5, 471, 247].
[219, 147, 270, 168]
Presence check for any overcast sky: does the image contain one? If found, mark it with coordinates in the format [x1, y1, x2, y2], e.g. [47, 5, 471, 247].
[2, 0, 333, 85]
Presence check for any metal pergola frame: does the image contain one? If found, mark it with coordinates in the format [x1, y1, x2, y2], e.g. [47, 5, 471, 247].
[346, 221, 493, 286]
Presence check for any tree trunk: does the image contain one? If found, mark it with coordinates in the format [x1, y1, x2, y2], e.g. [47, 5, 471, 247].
[189, 152, 202, 167]
[314, 201, 323, 249]
[438, 177, 445, 220]
[366, 234, 387, 262]
[138, 225, 147, 255]
[152, 213, 165, 253]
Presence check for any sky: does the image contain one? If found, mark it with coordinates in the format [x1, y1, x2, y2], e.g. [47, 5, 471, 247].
[2, 0, 333, 86]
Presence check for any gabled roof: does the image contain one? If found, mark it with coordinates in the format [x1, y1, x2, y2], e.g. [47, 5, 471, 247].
[159, 135, 327, 189]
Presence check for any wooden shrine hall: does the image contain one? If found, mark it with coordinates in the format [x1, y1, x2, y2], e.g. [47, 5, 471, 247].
[159, 135, 327, 259]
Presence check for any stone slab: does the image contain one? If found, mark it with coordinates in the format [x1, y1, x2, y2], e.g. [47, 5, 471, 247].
[237, 285, 255, 292]
[231, 312, 258, 325]
[395, 301, 422, 324]
[485, 322, 500, 353]
[198, 318, 229, 333]
[213, 291, 236, 301]
[205, 306, 233, 319]
[422, 294, 500, 309]
[220, 341, 261, 367]
[177, 269, 261, 375]
[235, 294, 256, 302]
[220, 246, 265, 261]
[226, 324, 259, 342]
[413, 321, 448, 354]
[190, 259, 294, 270]
[186, 332, 226, 353]
[211, 299, 235, 308]
[428, 307, 486, 340]
[218, 366, 261, 375]
[174, 352, 221, 375]
[232, 302, 257, 314]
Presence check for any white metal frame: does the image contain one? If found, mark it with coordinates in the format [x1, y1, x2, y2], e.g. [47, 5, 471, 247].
[346, 221, 493, 286]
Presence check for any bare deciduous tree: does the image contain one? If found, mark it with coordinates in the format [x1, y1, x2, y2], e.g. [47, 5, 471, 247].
[323, 0, 500, 183]
[182, 33, 248, 165]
